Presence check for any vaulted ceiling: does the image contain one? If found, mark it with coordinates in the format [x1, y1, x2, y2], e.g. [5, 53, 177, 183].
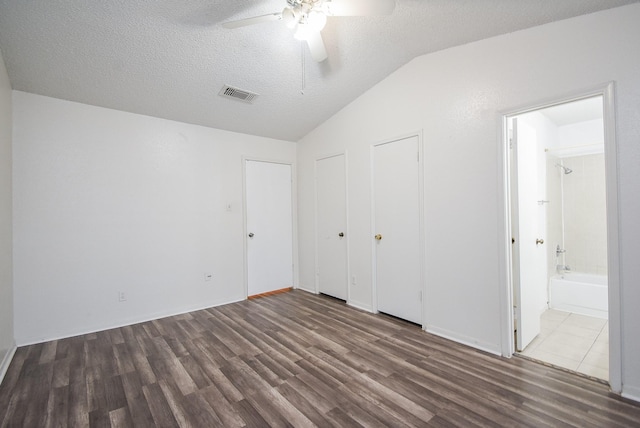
[0, 0, 636, 141]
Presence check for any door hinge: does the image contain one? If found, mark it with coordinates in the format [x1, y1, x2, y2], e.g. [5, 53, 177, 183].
[417, 151, 420, 162]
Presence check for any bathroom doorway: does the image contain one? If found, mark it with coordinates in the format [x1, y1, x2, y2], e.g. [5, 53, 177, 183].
[508, 96, 610, 380]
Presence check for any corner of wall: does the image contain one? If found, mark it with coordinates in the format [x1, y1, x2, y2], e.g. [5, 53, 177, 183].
[0, 343, 17, 385]
[0, 47, 15, 386]
[622, 386, 640, 405]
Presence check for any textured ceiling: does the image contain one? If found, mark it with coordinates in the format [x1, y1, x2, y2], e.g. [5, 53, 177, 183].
[0, 0, 637, 141]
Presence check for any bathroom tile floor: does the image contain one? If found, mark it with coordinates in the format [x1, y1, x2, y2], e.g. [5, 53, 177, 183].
[520, 309, 609, 380]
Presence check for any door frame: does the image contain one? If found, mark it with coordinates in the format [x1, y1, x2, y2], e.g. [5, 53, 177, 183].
[314, 151, 350, 301]
[242, 156, 298, 299]
[370, 131, 426, 327]
[498, 82, 621, 392]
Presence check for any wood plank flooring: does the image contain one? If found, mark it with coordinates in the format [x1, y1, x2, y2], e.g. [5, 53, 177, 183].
[1, 290, 639, 427]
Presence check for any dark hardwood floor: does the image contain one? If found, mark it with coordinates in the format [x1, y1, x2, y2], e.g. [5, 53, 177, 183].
[1, 290, 639, 427]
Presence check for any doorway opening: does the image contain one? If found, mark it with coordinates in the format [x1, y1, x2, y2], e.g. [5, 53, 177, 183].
[508, 96, 610, 381]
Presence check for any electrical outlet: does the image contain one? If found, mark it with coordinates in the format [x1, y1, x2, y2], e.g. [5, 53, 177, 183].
[204, 272, 213, 281]
[118, 291, 126, 302]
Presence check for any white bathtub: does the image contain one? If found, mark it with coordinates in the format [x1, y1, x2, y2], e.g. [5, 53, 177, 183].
[548, 273, 608, 319]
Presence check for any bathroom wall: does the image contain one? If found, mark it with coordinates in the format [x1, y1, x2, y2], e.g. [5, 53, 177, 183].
[519, 106, 606, 287]
[558, 119, 604, 150]
[562, 153, 608, 275]
[546, 153, 563, 277]
[545, 113, 607, 276]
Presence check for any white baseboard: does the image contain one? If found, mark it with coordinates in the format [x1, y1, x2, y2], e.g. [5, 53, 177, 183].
[425, 325, 501, 356]
[296, 286, 318, 294]
[347, 300, 373, 313]
[0, 343, 17, 386]
[17, 296, 246, 347]
[622, 385, 640, 404]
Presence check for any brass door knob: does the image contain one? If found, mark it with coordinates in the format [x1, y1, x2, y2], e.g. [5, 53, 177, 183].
[536, 238, 544, 245]
[248, 232, 254, 238]
[338, 232, 344, 237]
[375, 234, 383, 241]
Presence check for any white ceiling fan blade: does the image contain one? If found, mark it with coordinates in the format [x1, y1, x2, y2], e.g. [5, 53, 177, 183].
[323, 0, 395, 16]
[306, 31, 328, 62]
[222, 13, 282, 29]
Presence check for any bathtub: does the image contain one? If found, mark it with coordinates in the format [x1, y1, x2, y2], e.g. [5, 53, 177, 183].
[548, 273, 608, 319]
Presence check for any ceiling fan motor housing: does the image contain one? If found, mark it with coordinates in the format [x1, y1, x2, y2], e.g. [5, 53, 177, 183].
[287, 0, 318, 7]
[222, 0, 395, 62]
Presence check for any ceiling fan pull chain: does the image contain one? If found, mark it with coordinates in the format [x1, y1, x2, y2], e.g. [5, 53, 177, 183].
[301, 41, 306, 95]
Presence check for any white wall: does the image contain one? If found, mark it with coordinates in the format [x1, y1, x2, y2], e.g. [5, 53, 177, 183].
[297, 4, 640, 399]
[0, 49, 15, 381]
[12, 91, 296, 345]
[547, 118, 604, 157]
[557, 119, 605, 148]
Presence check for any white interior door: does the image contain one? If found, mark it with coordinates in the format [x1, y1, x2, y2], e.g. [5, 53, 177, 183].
[316, 154, 348, 300]
[511, 118, 544, 351]
[373, 135, 422, 324]
[245, 160, 293, 296]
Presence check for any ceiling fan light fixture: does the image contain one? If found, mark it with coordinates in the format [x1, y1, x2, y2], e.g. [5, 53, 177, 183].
[282, 7, 298, 28]
[294, 22, 310, 40]
[223, 0, 396, 62]
[307, 10, 327, 31]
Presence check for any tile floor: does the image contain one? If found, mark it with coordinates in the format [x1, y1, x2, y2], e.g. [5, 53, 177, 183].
[520, 309, 609, 380]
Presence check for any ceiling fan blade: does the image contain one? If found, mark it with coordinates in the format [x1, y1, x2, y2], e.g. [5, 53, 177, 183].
[324, 0, 395, 16]
[222, 13, 282, 29]
[306, 31, 328, 62]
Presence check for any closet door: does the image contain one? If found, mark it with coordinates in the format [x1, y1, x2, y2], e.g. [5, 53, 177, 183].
[373, 135, 422, 324]
[316, 154, 348, 300]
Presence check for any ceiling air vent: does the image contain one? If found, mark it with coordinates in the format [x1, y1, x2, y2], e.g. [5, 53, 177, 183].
[218, 85, 259, 104]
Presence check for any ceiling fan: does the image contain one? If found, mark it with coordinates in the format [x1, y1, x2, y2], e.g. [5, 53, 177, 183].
[222, 0, 396, 62]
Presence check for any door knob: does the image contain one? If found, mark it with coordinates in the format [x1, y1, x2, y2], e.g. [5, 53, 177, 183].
[338, 232, 344, 237]
[375, 234, 383, 241]
[536, 238, 544, 245]
[248, 232, 254, 238]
